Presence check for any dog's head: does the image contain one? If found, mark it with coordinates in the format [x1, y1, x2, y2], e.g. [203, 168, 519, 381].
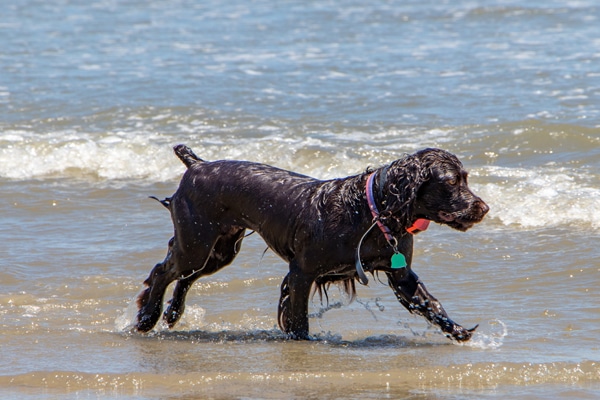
[383, 148, 489, 232]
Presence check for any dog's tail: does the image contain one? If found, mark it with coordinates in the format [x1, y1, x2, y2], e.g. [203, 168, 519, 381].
[149, 195, 171, 209]
[173, 144, 204, 168]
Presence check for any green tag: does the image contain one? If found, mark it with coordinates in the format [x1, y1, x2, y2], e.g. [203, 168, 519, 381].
[391, 253, 407, 269]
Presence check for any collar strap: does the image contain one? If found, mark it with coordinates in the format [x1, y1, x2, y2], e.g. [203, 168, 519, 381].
[366, 172, 396, 244]
[366, 171, 429, 240]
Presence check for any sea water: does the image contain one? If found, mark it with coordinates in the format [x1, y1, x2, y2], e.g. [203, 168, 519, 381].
[1, 1, 599, 398]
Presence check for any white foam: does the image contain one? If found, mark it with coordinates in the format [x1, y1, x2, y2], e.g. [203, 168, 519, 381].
[0, 130, 182, 181]
[474, 165, 600, 230]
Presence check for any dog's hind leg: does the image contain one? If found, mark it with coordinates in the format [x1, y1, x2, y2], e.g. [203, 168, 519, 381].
[277, 261, 315, 340]
[163, 227, 246, 328]
[162, 269, 201, 329]
[136, 237, 182, 332]
[136, 228, 220, 333]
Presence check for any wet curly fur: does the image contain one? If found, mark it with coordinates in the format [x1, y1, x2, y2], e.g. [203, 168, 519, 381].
[136, 144, 489, 341]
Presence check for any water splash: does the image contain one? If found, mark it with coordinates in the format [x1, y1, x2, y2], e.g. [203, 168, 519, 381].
[308, 300, 344, 319]
[463, 319, 508, 350]
[114, 290, 211, 334]
[114, 295, 140, 333]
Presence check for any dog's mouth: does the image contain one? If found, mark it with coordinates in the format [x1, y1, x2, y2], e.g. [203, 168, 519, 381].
[435, 199, 489, 231]
[438, 211, 482, 232]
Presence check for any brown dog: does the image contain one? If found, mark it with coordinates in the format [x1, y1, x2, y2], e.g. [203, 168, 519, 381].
[136, 145, 488, 341]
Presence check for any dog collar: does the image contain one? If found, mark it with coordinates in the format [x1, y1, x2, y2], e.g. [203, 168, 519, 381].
[366, 172, 396, 244]
[366, 171, 430, 240]
[355, 171, 430, 286]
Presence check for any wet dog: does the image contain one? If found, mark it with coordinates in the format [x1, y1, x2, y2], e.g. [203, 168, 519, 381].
[136, 145, 489, 341]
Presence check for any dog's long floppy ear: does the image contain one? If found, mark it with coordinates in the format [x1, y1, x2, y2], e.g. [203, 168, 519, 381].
[379, 154, 430, 229]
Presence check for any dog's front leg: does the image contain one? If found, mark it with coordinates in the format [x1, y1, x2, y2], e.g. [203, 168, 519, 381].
[386, 270, 476, 341]
[277, 262, 314, 340]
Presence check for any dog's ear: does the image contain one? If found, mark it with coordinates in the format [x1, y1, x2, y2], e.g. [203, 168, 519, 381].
[380, 154, 430, 228]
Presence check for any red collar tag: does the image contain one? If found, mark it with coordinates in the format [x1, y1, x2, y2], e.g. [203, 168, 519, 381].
[406, 218, 430, 235]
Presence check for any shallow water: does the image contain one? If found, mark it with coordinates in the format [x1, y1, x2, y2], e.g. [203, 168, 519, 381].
[1, 0, 600, 399]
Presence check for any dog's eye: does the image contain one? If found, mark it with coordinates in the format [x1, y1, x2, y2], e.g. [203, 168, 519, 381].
[447, 177, 458, 186]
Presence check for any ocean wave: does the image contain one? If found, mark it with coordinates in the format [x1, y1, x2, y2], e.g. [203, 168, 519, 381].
[2, 116, 598, 232]
[0, 128, 454, 184]
[0, 130, 181, 182]
[475, 165, 600, 230]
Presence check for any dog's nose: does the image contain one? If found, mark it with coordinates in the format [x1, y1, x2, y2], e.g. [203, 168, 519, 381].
[475, 199, 489, 217]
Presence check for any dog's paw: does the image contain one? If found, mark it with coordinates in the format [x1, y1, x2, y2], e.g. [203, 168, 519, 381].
[135, 308, 162, 333]
[163, 305, 183, 328]
[285, 330, 312, 340]
[446, 324, 478, 342]
[136, 315, 155, 333]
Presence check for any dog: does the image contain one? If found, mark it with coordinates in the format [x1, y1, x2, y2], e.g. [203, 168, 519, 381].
[136, 144, 489, 341]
